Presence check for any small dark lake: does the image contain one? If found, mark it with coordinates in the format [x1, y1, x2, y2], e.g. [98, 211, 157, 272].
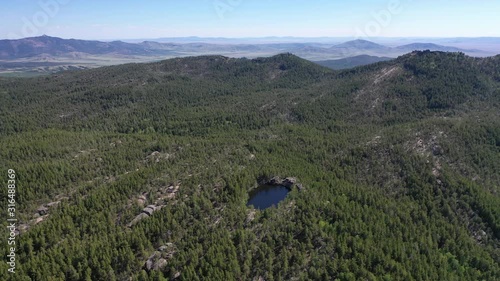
[247, 185, 290, 210]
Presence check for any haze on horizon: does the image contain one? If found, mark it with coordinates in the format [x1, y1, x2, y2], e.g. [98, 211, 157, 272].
[2, 0, 499, 41]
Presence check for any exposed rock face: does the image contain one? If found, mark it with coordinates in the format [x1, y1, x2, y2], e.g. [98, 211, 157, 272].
[268, 176, 282, 185]
[282, 177, 296, 188]
[137, 195, 147, 206]
[37, 201, 61, 216]
[143, 205, 157, 216]
[258, 176, 303, 190]
[30, 215, 49, 226]
[167, 185, 177, 193]
[130, 204, 169, 227]
[127, 213, 149, 227]
[154, 259, 168, 270]
[46, 201, 60, 207]
[144, 256, 168, 271]
[128, 204, 162, 227]
[145, 151, 173, 163]
[144, 244, 177, 272]
[128, 183, 180, 227]
[18, 224, 30, 232]
[37, 206, 49, 216]
[145, 258, 154, 272]
[246, 209, 257, 224]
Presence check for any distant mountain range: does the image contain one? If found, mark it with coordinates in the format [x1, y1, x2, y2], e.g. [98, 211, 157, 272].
[0, 36, 487, 59]
[0, 35, 497, 75]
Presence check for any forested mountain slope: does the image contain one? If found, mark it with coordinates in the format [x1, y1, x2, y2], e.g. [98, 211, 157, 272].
[0, 51, 499, 281]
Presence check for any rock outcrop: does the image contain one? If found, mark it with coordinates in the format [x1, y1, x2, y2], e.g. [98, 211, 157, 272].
[128, 182, 181, 228]
[127, 213, 149, 228]
[127, 204, 163, 227]
[142, 205, 156, 216]
[144, 243, 177, 271]
[257, 176, 303, 191]
[37, 206, 49, 216]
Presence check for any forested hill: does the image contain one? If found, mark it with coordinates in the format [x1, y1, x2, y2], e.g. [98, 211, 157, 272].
[0, 52, 499, 280]
[1, 51, 499, 134]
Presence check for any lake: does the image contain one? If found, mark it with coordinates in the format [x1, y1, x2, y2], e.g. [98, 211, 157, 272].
[247, 185, 290, 210]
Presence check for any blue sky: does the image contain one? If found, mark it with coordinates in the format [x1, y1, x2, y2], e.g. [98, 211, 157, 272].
[2, 0, 499, 40]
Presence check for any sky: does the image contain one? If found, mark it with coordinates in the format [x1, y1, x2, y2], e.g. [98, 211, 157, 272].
[1, 0, 499, 40]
